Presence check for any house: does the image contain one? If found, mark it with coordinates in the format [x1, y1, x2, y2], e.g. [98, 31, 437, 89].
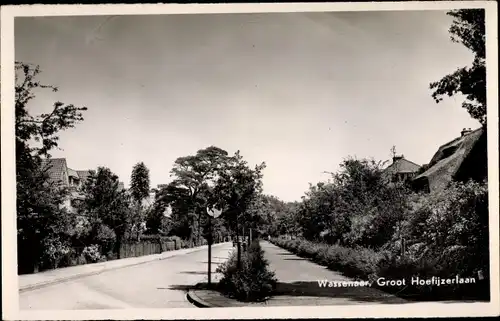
[383, 154, 421, 184]
[412, 127, 487, 193]
[40, 158, 125, 212]
[41, 158, 84, 212]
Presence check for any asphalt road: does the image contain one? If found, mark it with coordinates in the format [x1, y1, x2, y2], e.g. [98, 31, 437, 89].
[20, 242, 234, 310]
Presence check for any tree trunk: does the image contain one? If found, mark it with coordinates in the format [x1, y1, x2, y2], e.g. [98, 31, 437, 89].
[242, 226, 246, 252]
[115, 234, 122, 259]
[198, 213, 201, 245]
[235, 219, 241, 269]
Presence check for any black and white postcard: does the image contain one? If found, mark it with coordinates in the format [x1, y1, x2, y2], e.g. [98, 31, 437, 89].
[1, 1, 498, 320]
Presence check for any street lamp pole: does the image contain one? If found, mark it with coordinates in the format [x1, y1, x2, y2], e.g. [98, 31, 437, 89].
[208, 214, 212, 286]
[206, 206, 222, 288]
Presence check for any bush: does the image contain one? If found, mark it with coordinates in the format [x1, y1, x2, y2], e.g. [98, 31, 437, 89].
[379, 180, 490, 300]
[165, 236, 183, 250]
[39, 237, 74, 270]
[271, 237, 382, 281]
[82, 244, 103, 263]
[217, 240, 277, 302]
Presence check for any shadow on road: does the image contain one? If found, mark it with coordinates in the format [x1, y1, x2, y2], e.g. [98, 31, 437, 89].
[283, 257, 307, 261]
[274, 281, 406, 304]
[166, 282, 215, 292]
[179, 271, 207, 275]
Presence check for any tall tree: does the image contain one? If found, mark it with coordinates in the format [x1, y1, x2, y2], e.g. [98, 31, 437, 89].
[166, 146, 230, 245]
[15, 62, 88, 273]
[80, 167, 132, 258]
[430, 9, 486, 125]
[130, 162, 151, 240]
[211, 151, 266, 267]
[130, 162, 151, 204]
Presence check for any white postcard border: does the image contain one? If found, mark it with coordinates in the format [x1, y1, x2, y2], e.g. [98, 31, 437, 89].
[1, 1, 498, 319]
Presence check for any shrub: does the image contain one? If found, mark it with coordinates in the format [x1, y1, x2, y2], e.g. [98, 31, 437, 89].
[271, 237, 382, 281]
[217, 240, 277, 302]
[380, 180, 490, 300]
[166, 236, 183, 250]
[82, 244, 103, 263]
[40, 237, 73, 270]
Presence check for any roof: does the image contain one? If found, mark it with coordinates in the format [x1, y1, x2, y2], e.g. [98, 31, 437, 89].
[40, 158, 68, 184]
[413, 127, 485, 193]
[67, 168, 79, 179]
[384, 157, 421, 174]
[76, 170, 92, 182]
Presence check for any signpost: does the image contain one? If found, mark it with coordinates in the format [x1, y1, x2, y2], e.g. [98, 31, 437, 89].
[206, 206, 222, 286]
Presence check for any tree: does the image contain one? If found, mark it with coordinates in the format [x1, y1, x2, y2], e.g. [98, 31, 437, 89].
[211, 151, 266, 267]
[247, 194, 297, 237]
[130, 162, 150, 204]
[430, 9, 486, 125]
[130, 162, 151, 240]
[166, 146, 230, 244]
[154, 184, 192, 238]
[15, 62, 88, 273]
[295, 157, 410, 249]
[79, 167, 132, 258]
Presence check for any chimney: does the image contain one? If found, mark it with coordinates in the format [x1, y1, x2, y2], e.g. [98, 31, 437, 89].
[461, 128, 472, 137]
[393, 155, 403, 163]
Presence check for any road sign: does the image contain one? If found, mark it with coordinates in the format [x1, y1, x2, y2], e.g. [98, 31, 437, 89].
[206, 206, 222, 218]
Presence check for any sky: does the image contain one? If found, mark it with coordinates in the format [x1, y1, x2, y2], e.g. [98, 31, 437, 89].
[14, 10, 480, 202]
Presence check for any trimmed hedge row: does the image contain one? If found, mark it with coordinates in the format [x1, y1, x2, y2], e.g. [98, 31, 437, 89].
[271, 237, 384, 282]
[271, 237, 490, 301]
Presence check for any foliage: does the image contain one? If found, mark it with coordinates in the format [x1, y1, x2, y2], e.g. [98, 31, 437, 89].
[430, 9, 486, 125]
[130, 162, 151, 204]
[144, 203, 171, 235]
[271, 237, 383, 281]
[217, 240, 277, 302]
[399, 180, 489, 279]
[82, 245, 104, 263]
[79, 167, 132, 258]
[129, 162, 151, 240]
[244, 195, 299, 237]
[154, 146, 265, 251]
[15, 62, 88, 273]
[271, 178, 490, 300]
[158, 146, 230, 242]
[212, 151, 266, 237]
[295, 157, 410, 249]
[15, 62, 88, 157]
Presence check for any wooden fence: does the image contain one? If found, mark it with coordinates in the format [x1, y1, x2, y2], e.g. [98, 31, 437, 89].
[119, 240, 178, 259]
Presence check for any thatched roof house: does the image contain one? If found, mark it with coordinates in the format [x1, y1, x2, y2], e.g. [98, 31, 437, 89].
[383, 155, 421, 183]
[413, 127, 487, 193]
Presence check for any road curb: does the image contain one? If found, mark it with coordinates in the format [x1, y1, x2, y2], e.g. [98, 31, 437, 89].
[19, 243, 229, 293]
[186, 290, 215, 308]
[19, 270, 105, 293]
